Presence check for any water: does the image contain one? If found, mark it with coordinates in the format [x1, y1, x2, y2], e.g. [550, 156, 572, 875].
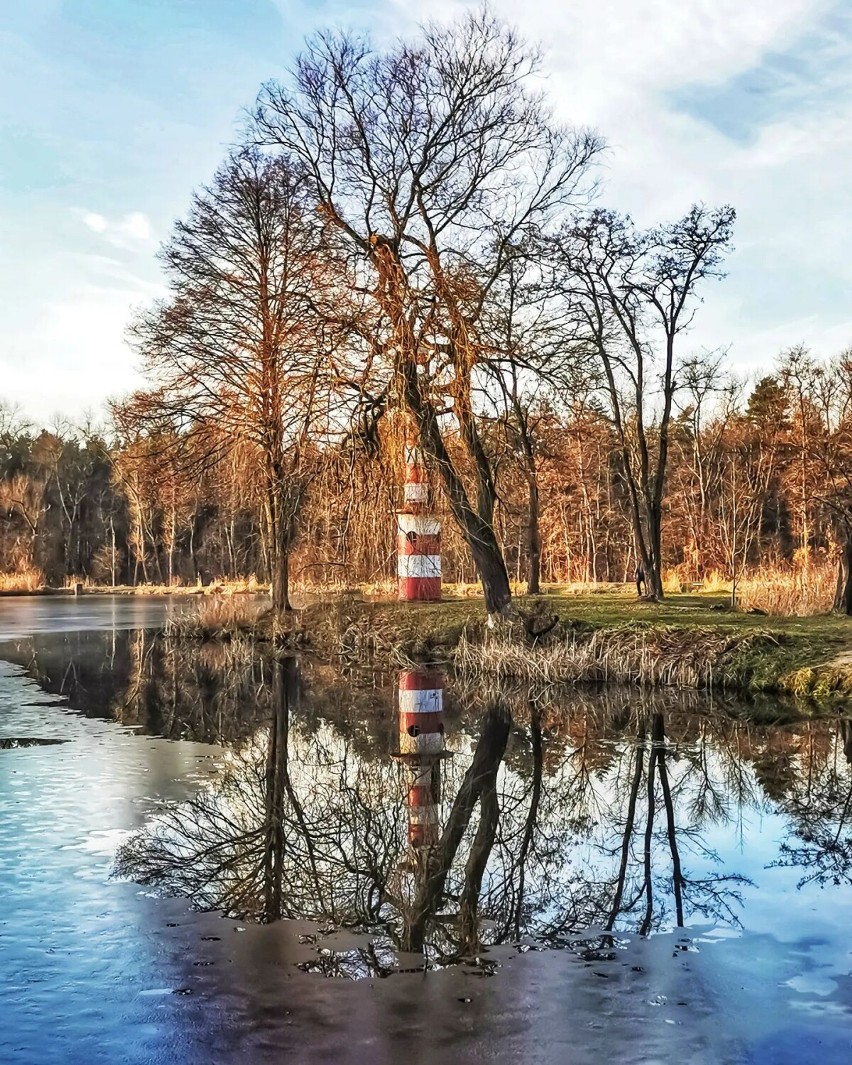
[1, 597, 852, 1063]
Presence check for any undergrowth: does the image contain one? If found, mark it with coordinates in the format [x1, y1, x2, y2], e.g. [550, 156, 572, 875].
[451, 625, 783, 691]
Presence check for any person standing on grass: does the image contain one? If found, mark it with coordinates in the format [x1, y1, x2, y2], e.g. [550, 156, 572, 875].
[635, 566, 646, 597]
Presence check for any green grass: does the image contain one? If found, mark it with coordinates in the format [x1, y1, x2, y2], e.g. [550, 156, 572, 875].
[313, 590, 852, 696]
[183, 586, 852, 704]
[533, 591, 852, 689]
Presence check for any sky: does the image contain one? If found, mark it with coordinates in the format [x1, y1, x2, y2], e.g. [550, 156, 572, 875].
[0, 0, 850, 424]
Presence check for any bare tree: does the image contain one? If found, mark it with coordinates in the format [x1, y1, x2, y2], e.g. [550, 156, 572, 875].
[558, 204, 735, 598]
[125, 148, 345, 611]
[254, 8, 602, 618]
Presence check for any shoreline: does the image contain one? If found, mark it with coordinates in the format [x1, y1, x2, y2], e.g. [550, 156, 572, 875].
[164, 591, 852, 712]
[4, 586, 851, 711]
[0, 585, 265, 599]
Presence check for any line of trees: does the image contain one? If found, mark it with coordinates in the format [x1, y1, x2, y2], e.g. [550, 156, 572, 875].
[2, 9, 850, 614]
[3, 346, 852, 607]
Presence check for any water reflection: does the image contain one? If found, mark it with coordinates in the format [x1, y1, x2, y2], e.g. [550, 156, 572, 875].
[5, 627, 852, 982]
[771, 717, 852, 889]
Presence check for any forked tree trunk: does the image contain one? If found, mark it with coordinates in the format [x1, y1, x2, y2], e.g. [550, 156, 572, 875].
[403, 702, 511, 953]
[406, 378, 513, 619]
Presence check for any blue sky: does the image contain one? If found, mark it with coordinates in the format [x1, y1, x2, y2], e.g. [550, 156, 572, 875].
[1, 0, 850, 423]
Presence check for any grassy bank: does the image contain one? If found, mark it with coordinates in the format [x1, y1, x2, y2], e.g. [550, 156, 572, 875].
[167, 589, 852, 704]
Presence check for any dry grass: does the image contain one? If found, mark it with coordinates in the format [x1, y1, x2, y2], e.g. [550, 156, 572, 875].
[452, 625, 779, 691]
[195, 633, 259, 671]
[351, 578, 535, 601]
[738, 564, 836, 617]
[359, 578, 397, 599]
[545, 580, 627, 596]
[70, 576, 267, 596]
[701, 570, 731, 594]
[164, 595, 267, 639]
[0, 567, 44, 592]
[196, 596, 265, 628]
[661, 569, 687, 594]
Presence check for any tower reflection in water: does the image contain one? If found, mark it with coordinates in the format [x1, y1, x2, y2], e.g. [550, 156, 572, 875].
[392, 668, 451, 883]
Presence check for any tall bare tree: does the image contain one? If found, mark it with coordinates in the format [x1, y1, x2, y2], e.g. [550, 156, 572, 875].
[125, 148, 344, 611]
[254, 9, 602, 618]
[559, 204, 735, 598]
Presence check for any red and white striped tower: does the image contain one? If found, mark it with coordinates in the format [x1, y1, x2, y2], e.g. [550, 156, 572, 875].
[393, 669, 447, 849]
[397, 441, 441, 602]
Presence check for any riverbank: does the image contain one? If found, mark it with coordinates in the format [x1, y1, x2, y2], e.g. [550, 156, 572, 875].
[166, 590, 852, 707]
[0, 582, 265, 598]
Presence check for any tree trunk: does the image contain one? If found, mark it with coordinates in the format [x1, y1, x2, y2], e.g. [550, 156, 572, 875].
[645, 504, 665, 600]
[110, 519, 117, 588]
[403, 701, 511, 953]
[512, 710, 543, 939]
[458, 765, 500, 953]
[526, 474, 542, 595]
[268, 491, 292, 614]
[421, 438, 513, 616]
[403, 363, 513, 618]
[471, 533, 513, 617]
[653, 713, 684, 927]
[606, 721, 646, 932]
[834, 533, 852, 616]
[271, 541, 291, 613]
[267, 478, 294, 614]
[263, 658, 291, 922]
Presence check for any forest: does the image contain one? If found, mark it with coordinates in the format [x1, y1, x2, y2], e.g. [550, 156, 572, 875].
[2, 10, 851, 618]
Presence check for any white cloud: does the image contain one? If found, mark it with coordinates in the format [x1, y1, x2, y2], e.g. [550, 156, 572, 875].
[120, 211, 152, 241]
[0, 278, 155, 421]
[452, 0, 852, 369]
[82, 211, 108, 233]
[78, 209, 154, 247]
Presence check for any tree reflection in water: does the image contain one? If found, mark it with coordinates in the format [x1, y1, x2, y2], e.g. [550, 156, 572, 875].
[770, 718, 852, 888]
[77, 634, 851, 977]
[112, 656, 763, 977]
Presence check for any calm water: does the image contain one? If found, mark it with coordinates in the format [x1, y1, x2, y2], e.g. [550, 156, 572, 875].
[1, 597, 852, 1063]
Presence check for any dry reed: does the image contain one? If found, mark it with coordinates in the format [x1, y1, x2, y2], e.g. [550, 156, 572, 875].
[164, 595, 266, 639]
[0, 567, 45, 592]
[452, 626, 777, 690]
[661, 569, 687, 594]
[737, 564, 836, 616]
[701, 570, 731, 594]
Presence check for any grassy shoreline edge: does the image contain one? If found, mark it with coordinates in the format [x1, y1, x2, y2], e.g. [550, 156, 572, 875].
[165, 591, 852, 715]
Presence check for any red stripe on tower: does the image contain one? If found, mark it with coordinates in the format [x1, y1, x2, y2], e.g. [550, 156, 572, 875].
[397, 443, 441, 602]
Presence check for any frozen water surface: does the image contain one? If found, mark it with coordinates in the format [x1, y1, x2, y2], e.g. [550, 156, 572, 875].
[1, 596, 851, 1064]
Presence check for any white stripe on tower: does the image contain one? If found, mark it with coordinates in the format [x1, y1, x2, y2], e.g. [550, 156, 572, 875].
[403, 482, 429, 504]
[398, 514, 441, 537]
[397, 433, 441, 601]
[398, 687, 443, 715]
[397, 668, 446, 848]
[397, 555, 442, 579]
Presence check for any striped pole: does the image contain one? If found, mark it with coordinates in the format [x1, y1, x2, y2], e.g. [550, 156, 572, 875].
[393, 669, 447, 849]
[397, 444, 441, 601]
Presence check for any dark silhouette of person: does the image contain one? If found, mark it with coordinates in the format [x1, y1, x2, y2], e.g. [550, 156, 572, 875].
[635, 566, 646, 597]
